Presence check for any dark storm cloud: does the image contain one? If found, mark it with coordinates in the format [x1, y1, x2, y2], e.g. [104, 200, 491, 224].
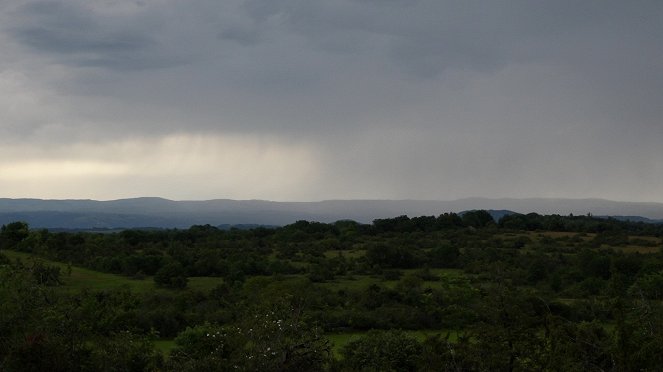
[7, 0, 662, 77]
[3, 0, 662, 135]
[7, 1, 182, 71]
[1, 0, 662, 201]
[16, 26, 149, 54]
[235, 0, 598, 76]
[13, 2, 149, 52]
[218, 26, 262, 46]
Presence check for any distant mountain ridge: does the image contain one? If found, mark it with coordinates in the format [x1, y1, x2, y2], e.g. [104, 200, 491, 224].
[1, 197, 663, 229]
[596, 215, 663, 224]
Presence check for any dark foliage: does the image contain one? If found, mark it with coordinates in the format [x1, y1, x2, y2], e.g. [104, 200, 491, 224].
[2, 212, 663, 370]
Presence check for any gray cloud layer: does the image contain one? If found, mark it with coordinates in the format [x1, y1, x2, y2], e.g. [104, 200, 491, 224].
[1, 0, 662, 201]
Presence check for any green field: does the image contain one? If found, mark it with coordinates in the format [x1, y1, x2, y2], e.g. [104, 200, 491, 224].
[3, 249, 462, 360]
[3, 250, 156, 292]
[3, 249, 464, 295]
[154, 339, 177, 355]
[323, 249, 366, 259]
[2, 250, 224, 293]
[321, 268, 465, 291]
[3, 212, 663, 370]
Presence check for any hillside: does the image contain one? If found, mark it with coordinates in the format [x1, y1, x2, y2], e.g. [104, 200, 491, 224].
[1, 197, 663, 228]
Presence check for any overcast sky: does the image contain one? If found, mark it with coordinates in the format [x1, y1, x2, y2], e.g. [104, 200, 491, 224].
[1, 0, 662, 202]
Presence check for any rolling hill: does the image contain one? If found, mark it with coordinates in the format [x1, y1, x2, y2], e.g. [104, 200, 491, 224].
[1, 197, 662, 229]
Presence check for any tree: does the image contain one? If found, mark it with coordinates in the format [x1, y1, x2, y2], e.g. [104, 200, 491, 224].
[436, 213, 463, 229]
[339, 330, 422, 371]
[30, 260, 61, 286]
[89, 331, 162, 372]
[429, 245, 459, 268]
[365, 243, 418, 269]
[468, 279, 548, 371]
[169, 304, 331, 371]
[461, 210, 494, 228]
[154, 262, 188, 289]
[629, 271, 663, 299]
[0, 221, 29, 250]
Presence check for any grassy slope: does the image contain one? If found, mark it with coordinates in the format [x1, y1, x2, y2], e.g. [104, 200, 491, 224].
[320, 268, 465, 291]
[2, 250, 224, 293]
[2, 250, 465, 359]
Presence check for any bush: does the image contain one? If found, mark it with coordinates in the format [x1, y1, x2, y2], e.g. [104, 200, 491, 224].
[154, 262, 188, 289]
[0, 252, 10, 266]
[340, 330, 423, 371]
[30, 260, 61, 286]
